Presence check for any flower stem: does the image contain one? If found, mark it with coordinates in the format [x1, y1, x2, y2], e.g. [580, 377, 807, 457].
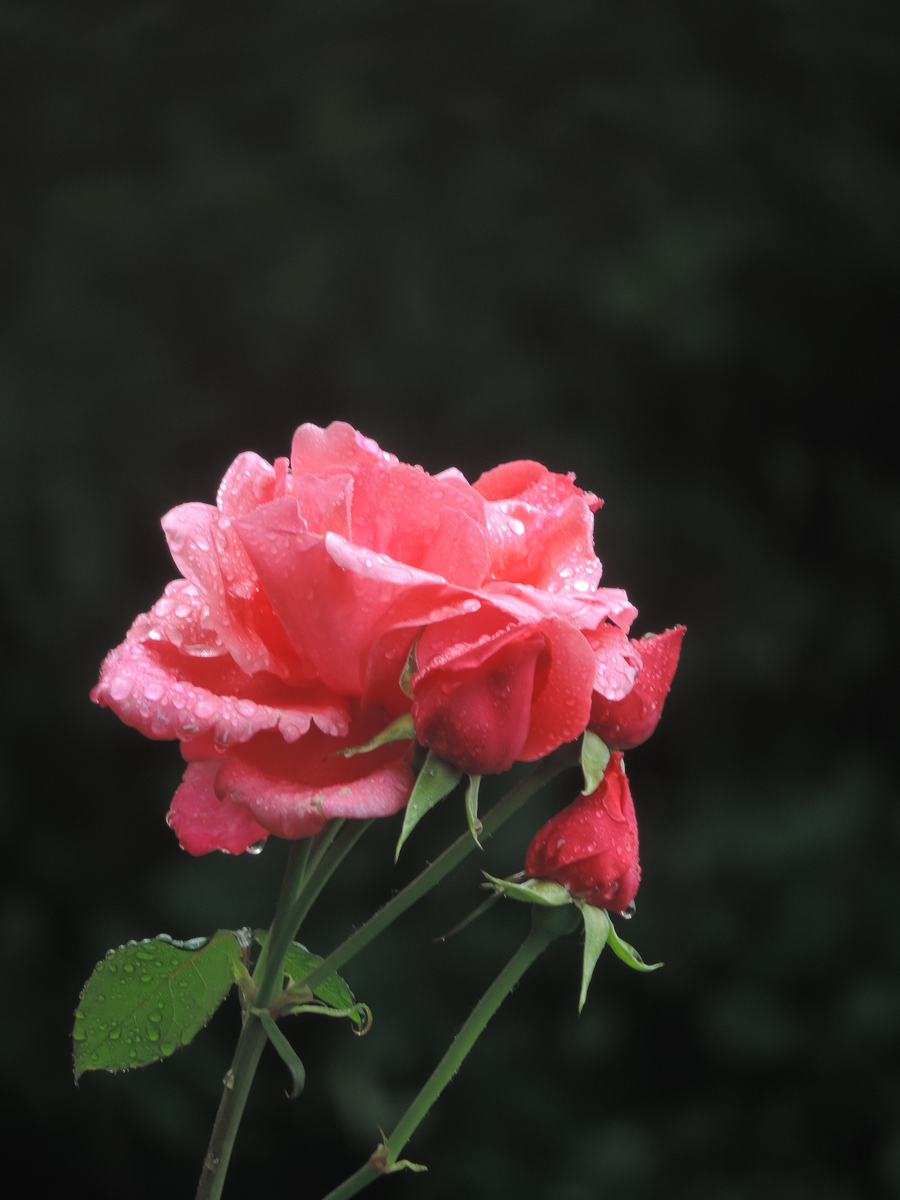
[195, 819, 373, 1200]
[298, 740, 580, 996]
[319, 904, 581, 1200]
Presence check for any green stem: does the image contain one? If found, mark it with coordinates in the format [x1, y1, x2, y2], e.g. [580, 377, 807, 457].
[298, 740, 580, 995]
[195, 820, 372, 1200]
[319, 905, 581, 1200]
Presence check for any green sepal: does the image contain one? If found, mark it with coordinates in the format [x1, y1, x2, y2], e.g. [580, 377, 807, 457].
[399, 633, 423, 699]
[581, 729, 610, 795]
[253, 932, 362, 1024]
[335, 712, 416, 758]
[72, 930, 244, 1080]
[255, 1009, 306, 1098]
[606, 921, 663, 973]
[482, 872, 573, 907]
[395, 750, 463, 860]
[574, 901, 611, 1012]
[465, 775, 483, 848]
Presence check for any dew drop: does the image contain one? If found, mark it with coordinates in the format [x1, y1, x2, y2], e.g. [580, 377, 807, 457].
[246, 841, 265, 856]
[147, 1030, 160, 1043]
[620, 900, 636, 920]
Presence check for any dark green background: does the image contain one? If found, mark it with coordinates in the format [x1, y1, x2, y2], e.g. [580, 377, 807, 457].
[2, 2, 899, 1197]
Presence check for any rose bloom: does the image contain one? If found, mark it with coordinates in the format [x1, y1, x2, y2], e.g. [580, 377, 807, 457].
[93, 422, 646, 854]
[524, 753, 639, 912]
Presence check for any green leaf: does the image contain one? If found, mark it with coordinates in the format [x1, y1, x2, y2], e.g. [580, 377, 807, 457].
[256, 1010, 306, 1098]
[73, 931, 243, 1080]
[395, 750, 463, 860]
[465, 774, 483, 848]
[581, 730, 610, 795]
[575, 902, 611, 1012]
[253, 932, 361, 1021]
[482, 872, 573, 907]
[335, 712, 416, 758]
[398, 633, 422, 699]
[606, 921, 663, 973]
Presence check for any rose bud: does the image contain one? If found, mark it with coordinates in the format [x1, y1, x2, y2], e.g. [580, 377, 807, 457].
[524, 753, 639, 912]
[589, 625, 685, 751]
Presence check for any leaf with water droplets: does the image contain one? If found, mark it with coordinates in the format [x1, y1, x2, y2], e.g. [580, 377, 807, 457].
[606, 921, 663, 973]
[395, 750, 463, 860]
[581, 730, 610, 795]
[575, 901, 611, 1012]
[253, 932, 363, 1026]
[73, 931, 244, 1080]
[335, 712, 416, 758]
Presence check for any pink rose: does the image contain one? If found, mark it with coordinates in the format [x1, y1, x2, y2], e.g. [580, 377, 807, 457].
[524, 753, 640, 912]
[93, 422, 641, 853]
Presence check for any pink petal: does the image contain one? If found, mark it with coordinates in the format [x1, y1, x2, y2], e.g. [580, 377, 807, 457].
[292, 472, 353, 537]
[585, 623, 642, 702]
[161, 502, 275, 675]
[126, 579, 228, 657]
[419, 507, 491, 588]
[216, 451, 278, 516]
[589, 626, 685, 750]
[167, 760, 269, 855]
[291, 421, 397, 477]
[347, 457, 487, 577]
[519, 617, 596, 761]
[216, 757, 415, 840]
[481, 581, 638, 634]
[412, 623, 545, 775]
[234, 498, 474, 694]
[92, 637, 350, 747]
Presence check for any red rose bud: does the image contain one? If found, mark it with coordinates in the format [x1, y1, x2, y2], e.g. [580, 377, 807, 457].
[524, 753, 639, 912]
[589, 625, 685, 751]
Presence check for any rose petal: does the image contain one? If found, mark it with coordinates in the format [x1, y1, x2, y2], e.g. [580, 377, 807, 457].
[483, 581, 638, 633]
[584, 623, 642, 702]
[519, 618, 597, 761]
[92, 637, 349, 747]
[348, 457, 487, 579]
[419, 507, 491, 588]
[292, 472, 353, 538]
[167, 760, 269, 855]
[210, 708, 415, 838]
[161, 501, 278, 675]
[216, 757, 414, 840]
[126, 578, 228, 657]
[291, 420, 397, 477]
[589, 626, 685, 750]
[412, 622, 546, 774]
[235, 498, 474, 694]
[217, 451, 278, 516]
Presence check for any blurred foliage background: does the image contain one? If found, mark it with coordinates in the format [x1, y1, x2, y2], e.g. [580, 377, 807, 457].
[2, 2, 899, 1198]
